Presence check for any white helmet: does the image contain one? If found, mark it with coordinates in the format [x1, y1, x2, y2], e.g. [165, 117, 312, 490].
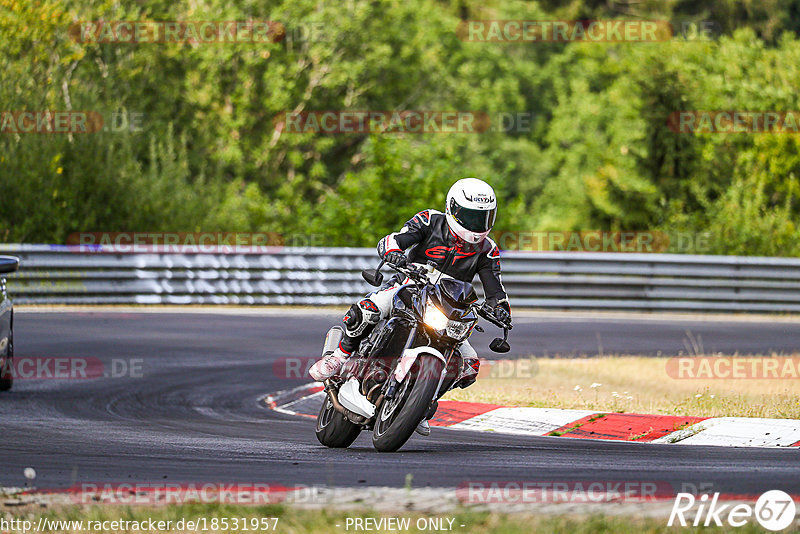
[445, 178, 497, 244]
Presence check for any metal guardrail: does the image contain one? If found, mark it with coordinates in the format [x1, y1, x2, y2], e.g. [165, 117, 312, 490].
[2, 244, 800, 312]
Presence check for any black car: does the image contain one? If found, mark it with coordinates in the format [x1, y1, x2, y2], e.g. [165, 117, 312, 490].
[0, 256, 19, 391]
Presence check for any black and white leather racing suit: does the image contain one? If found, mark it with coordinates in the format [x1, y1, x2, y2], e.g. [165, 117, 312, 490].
[339, 209, 511, 361]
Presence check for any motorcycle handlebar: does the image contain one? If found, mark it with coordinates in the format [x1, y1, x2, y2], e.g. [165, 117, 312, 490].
[387, 262, 427, 283]
[475, 304, 513, 331]
[385, 261, 512, 331]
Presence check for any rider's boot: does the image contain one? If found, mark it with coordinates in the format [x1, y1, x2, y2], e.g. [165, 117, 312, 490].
[309, 299, 381, 381]
[415, 400, 438, 436]
[309, 346, 350, 381]
[415, 420, 431, 436]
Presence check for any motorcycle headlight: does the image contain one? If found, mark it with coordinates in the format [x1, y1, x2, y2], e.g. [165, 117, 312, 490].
[423, 301, 449, 331]
[424, 299, 476, 341]
[445, 320, 475, 342]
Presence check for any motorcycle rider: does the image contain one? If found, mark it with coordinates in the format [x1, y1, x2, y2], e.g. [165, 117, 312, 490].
[309, 178, 512, 435]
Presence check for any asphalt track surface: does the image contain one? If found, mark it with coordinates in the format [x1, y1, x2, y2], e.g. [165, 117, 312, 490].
[1, 310, 799, 496]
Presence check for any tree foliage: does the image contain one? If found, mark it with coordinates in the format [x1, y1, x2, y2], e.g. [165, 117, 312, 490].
[2, 0, 800, 254]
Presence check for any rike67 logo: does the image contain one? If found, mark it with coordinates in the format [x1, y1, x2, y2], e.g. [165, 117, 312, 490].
[669, 490, 797, 531]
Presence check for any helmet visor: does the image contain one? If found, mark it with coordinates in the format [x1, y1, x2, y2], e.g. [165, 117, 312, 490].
[450, 198, 496, 233]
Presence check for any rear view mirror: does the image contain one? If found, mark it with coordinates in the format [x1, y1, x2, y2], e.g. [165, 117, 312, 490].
[0, 256, 19, 274]
[489, 338, 510, 353]
[362, 269, 384, 287]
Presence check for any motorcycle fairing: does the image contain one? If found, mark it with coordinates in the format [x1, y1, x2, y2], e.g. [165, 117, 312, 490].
[392, 346, 448, 386]
[338, 377, 376, 418]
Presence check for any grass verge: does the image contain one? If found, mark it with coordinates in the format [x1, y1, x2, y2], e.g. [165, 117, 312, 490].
[443, 355, 800, 419]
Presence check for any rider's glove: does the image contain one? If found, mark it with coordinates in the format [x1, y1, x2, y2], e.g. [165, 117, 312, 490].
[493, 305, 511, 326]
[384, 251, 408, 268]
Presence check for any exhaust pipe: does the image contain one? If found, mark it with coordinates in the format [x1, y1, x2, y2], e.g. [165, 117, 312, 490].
[325, 382, 368, 424]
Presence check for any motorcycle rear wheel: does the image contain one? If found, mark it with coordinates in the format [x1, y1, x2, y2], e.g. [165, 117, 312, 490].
[372, 355, 443, 452]
[315, 396, 361, 448]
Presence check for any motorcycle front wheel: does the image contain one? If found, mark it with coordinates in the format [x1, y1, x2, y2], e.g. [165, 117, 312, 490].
[372, 355, 443, 452]
[315, 396, 362, 448]
[0, 329, 13, 392]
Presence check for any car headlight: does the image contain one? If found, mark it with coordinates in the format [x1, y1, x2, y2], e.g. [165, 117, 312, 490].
[423, 301, 449, 331]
